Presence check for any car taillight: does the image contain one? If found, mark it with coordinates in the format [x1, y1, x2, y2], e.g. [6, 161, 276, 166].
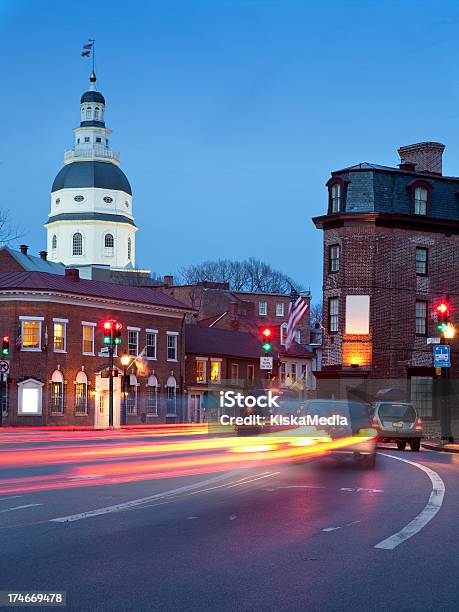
[415, 418, 423, 431]
[371, 416, 379, 427]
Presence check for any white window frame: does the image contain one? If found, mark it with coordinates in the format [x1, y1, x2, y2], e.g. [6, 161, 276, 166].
[104, 233, 114, 257]
[146, 329, 158, 360]
[414, 187, 427, 215]
[231, 363, 239, 384]
[331, 183, 341, 213]
[276, 302, 284, 317]
[82, 322, 96, 355]
[74, 371, 88, 415]
[247, 364, 255, 383]
[20, 316, 43, 352]
[72, 232, 84, 256]
[280, 322, 288, 346]
[259, 301, 268, 316]
[167, 332, 178, 362]
[128, 329, 139, 357]
[53, 318, 68, 353]
[17, 379, 44, 416]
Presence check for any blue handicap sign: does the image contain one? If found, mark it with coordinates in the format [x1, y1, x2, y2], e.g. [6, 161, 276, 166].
[433, 345, 450, 368]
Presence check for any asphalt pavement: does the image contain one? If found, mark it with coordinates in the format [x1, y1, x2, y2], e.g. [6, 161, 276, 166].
[0, 430, 458, 612]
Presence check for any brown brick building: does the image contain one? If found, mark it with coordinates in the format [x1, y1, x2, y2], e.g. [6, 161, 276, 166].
[0, 269, 191, 427]
[312, 141, 459, 422]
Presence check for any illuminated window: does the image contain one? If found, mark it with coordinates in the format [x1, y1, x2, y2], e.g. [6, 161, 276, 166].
[53, 320, 67, 352]
[210, 360, 221, 383]
[75, 371, 88, 414]
[259, 301, 267, 316]
[82, 323, 95, 355]
[17, 379, 44, 416]
[196, 359, 206, 383]
[146, 331, 157, 359]
[416, 247, 428, 275]
[414, 187, 428, 215]
[416, 300, 427, 335]
[231, 363, 239, 384]
[276, 303, 284, 317]
[21, 319, 42, 351]
[72, 232, 83, 255]
[49, 370, 64, 414]
[329, 244, 340, 273]
[167, 333, 178, 361]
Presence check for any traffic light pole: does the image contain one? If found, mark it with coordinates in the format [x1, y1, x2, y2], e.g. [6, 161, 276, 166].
[440, 339, 453, 443]
[108, 345, 114, 428]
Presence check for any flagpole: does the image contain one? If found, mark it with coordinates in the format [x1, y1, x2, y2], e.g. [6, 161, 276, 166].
[89, 39, 95, 74]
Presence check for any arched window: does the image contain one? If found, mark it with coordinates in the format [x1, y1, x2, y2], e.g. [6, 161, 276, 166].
[52, 235, 57, 250]
[166, 376, 177, 415]
[75, 371, 88, 414]
[146, 375, 159, 415]
[280, 323, 288, 346]
[94, 107, 100, 120]
[72, 232, 83, 256]
[49, 370, 64, 414]
[126, 374, 138, 415]
[104, 233, 114, 257]
[86, 107, 91, 119]
[127, 237, 132, 261]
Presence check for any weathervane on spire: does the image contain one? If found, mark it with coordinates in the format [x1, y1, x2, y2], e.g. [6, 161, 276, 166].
[81, 39, 96, 89]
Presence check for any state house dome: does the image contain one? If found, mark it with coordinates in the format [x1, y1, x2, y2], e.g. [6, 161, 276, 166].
[51, 160, 132, 195]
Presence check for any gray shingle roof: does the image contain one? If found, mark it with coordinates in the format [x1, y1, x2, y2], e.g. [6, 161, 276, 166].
[1, 247, 65, 274]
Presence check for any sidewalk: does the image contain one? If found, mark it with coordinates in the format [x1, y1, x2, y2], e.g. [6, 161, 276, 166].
[421, 439, 459, 453]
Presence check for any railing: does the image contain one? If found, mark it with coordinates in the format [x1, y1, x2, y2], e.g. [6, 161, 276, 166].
[64, 148, 120, 162]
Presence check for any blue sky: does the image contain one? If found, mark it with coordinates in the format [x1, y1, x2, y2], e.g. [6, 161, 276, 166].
[2, 0, 459, 300]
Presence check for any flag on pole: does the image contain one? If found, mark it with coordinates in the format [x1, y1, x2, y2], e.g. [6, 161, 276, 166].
[285, 286, 309, 350]
[15, 324, 22, 350]
[81, 42, 93, 57]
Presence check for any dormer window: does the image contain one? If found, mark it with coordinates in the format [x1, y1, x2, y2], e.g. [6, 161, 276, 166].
[414, 187, 427, 215]
[331, 184, 341, 212]
[326, 177, 348, 214]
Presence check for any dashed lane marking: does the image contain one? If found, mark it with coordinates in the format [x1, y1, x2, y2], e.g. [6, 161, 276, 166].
[0, 503, 43, 514]
[374, 452, 445, 550]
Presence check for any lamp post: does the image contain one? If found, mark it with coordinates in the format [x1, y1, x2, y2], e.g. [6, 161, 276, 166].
[120, 354, 130, 426]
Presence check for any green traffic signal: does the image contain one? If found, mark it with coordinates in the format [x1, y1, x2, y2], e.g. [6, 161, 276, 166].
[114, 337, 122, 345]
[262, 342, 272, 352]
[103, 336, 112, 345]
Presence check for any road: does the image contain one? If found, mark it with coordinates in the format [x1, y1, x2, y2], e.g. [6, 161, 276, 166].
[0, 428, 458, 612]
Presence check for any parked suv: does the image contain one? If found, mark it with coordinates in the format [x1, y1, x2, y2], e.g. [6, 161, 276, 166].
[372, 401, 423, 451]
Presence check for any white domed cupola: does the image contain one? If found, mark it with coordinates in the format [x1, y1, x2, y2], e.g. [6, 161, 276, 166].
[45, 72, 137, 269]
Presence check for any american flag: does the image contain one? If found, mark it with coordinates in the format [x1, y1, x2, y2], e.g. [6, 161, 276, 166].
[285, 286, 309, 350]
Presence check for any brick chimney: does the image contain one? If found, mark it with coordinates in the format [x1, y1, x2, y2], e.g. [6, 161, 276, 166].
[163, 275, 174, 287]
[19, 244, 28, 255]
[39, 251, 47, 260]
[65, 268, 80, 281]
[398, 142, 445, 175]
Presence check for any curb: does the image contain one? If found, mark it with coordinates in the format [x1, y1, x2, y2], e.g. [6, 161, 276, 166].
[421, 442, 459, 453]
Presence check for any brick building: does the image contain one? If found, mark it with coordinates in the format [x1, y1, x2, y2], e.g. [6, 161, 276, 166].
[312, 141, 459, 421]
[184, 325, 266, 422]
[0, 269, 191, 427]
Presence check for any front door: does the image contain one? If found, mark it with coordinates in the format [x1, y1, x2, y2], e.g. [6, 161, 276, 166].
[94, 374, 121, 429]
[189, 393, 203, 423]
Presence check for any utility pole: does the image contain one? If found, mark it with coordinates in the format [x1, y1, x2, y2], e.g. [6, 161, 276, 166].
[108, 344, 114, 428]
[435, 300, 454, 443]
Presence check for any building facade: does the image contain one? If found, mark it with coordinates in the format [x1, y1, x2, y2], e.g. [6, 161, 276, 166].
[313, 141, 459, 421]
[0, 270, 191, 427]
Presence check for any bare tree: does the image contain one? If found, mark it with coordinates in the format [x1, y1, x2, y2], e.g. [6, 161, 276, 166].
[0, 209, 23, 246]
[310, 301, 323, 325]
[177, 258, 300, 293]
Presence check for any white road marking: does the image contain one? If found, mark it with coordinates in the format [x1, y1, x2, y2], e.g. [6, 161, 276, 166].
[67, 475, 104, 481]
[0, 496, 22, 502]
[0, 503, 42, 514]
[278, 485, 325, 489]
[340, 487, 384, 493]
[50, 470, 276, 523]
[322, 520, 360, 532]
[374, 452, 445, 550]
[186, 516, 199, 520]
[229, 515, 237, 520]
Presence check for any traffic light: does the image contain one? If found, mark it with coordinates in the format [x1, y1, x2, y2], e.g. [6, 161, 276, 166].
[113, 321, 122, 345]
[1, 335, 9, 356]
[260, 326, 273, 352]
[436, 301, 450, 333]
[103, 320, 113, 345]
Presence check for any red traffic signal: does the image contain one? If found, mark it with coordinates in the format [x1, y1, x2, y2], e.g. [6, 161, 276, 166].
[102, 319, 122, 345]
[260, 326, 273, 352]
[435, 301, 451, 333]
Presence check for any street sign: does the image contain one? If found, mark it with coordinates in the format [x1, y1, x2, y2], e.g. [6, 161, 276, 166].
[433, 345, 450, 368]
[260, 356, 273, 370]
[99, 347, 109, 356]
[0, 360, 9, 374]
[427, 337, 441, 345]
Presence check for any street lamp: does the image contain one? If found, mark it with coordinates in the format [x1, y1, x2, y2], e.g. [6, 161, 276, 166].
[120, 354, 130, 426]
